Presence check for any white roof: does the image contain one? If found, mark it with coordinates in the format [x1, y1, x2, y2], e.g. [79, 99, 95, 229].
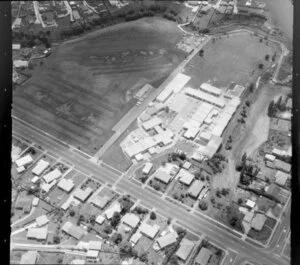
[105, 202, 122, 219]
[31, 176, 39, 183]
[41, 180, 57, 193]
[200, 83, 222, 96]
[142, 117, 162, 131]
[60, 196, 81, 211]
[157, 73, 191, 102]
[43, 168, 62, 183]
[32, 197, 39, 206]
[143, 163, 153, 174]
[36, 215, 49, 227]
[27, 227, 48, 240]
[246, 200, 256, 208]
[188, 180, 205, 198]
[265, 154, 276, 161]
[130, 232, 142, 244]
[154, 169, 172, 184]
[122, 213, 140, 228]
[272, 148, 284, 156]
[139, 222, 160, 239]
[32, 160, 50, 176]
[14, 60, 29, 68]
[135, 153, 144, 161]
[73, 187, 93, 202]
[156, 232, 178, 249]
[86, 250, 99, 258]
[12, 43, 21, 50]
[16, 166, 26, 173]
[88, 241, 102, 250]
[184, 126, 200, 139]
[177, 169, 194, 186]
[58, 178, 75, 193]
[183, 161, 191, 169]
[15, 154, 33, 167]
[96, 215, 105, 225]
[275, 171, 289, 186]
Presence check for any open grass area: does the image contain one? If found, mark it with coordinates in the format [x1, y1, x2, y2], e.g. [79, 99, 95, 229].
[184, 32, 277, 88]
[167, 180, 196, 208]
[13, 17, 185, 155]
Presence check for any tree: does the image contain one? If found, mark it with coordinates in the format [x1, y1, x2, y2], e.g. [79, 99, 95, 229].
[245, 100, 251, 107]
[249, 82, 255, 93]
[69, 209, 75, 217]
[241, 153, 247, 164]
[169, 256, 179, 265]
[179, 153, 186, 160]
[199, 49, 204, 57]
[103, 224, 112, 234]
[139, 251, 148, 262]
[258, 63, 264, 69]
[111, 212, 121, 227]
[265, 54, 270, 61]
[167, 217, 172, 225]
[216, 249, 223, 256]
[150, 212, 156, 220]
[199, 200, 208, 210]
[111, 233, 122, 245]
[119, 241, 133, 256]
[165, 106, 170, 113]
[237, 198, 243, 205]
[53, 235, 60, 244]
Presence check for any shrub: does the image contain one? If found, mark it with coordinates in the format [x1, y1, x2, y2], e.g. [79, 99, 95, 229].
[199, 200, 208, 211]
[150, 212, 156, 220]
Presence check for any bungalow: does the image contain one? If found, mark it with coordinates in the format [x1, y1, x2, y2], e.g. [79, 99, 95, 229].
[275, 171, 289, 186]
[142, 162, 153, 175]
[62, 221, 85, 240]
[188, 180, 205, 199]
[177, 169, 195, 186]
[274, 159, 291, 173]
[58, 178, 75, 193]
[32, 160, 49, 176]
[195, 247, 213, 265]
[175, 238, 194, 261]
[96, 215, 105, 225]
[86, 250, 99, 261]
[121, 213, 140, 229]
[27, 227, 48, 241]
[105, 202, 122, 220]
[155, 232, 178, 250]
[15, 154, 33, 168]
[154, 170, 173, 184]
[139, 222, 160, 239]
[130, 232, 142, 245]
[251, 213, 267, 231]
[91, 195, 110, 209]
[88, 241, 102, 251]
[73, 187, 93, 203]
[264, 154, 276, 162]
[20, 251, 39, 265]
[245, 199, 256, 209]
[43, 168, 62, 183]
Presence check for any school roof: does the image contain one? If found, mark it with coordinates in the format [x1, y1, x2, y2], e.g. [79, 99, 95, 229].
[156, 73, 191, 102]
[105, 202, 122, 220]
[177, 169, 195, 186]
[156, 232, 178, 249]
[251, 213, 267, 231]
[88, 240, 102, 250]
[142, 117, 162, 131]
[27, 227, 48, 240]
[122, 213, 140, 228]
[20, 251, 38, 264]
[36, 215, 49, 227]
[96, 215, 105, 225]
[15, 154, 33, 167]
[139, 222, 160, 239]
[130, 232, 142, 244]
[200, 83, 222, 96]
[175, 238, 194, 261]
[195, 247, 213, 265]
[188, 180, 205, 198]
[43, 168, 62, 183]
[185, 87, 225, 108]
[274, 159, 291, 173]
[58, 178, 75, 193]
[275, 171, 289, 186]
[73, 187, 93, 202]
[154, 169, 172, 184]
[62, 221, 85, 240]
[143, 163, 153, 174]
[32, 160, 50, 176]
[91, 195, 110, 209]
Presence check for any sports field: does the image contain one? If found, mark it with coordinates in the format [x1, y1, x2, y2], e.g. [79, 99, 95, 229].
[13, 17, 185, 155]
[184, 32, 278, 88]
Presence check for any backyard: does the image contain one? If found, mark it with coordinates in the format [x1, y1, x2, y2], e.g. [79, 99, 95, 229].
[13, 17, 186, 155]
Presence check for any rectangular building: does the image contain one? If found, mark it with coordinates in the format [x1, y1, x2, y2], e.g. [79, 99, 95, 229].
[62, 221, 85, 240]
[43, 168, 62, 183]
[142, 117, 162, 131]
[15, 154, 33, 168]
[20, 251, 39, 265]
[195, 247, 213, 265]
[73, 187, 93, 203]
[139, 222, 160, 239]
[58, 178, 75, 193]
[177, 169, 194, 186]
[200, 83, 222, 97]
[156, 232, 178, 250]
[32, 160, 50, 176]
[154, 170, 173, 184]
[274, 159, 291, 173]
[91, 195, 110, 209]
[122, 213, 140, 228]
[188, 180, 205, 198]
[27, 227, 48, 241]
[143, 162, 153, 175]
[175, 238, 194, 261]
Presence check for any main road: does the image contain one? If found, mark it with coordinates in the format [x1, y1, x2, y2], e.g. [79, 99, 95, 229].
[12, 118, 288, 265]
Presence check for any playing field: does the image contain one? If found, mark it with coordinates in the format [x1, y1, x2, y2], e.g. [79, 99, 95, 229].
[13, 17, 185, 155]
[184, 31, 278, 88]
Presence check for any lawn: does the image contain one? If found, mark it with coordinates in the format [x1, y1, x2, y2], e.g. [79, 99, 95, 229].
[184, 32, 277, 88]
[80, 177, 102, 192]
[167, 180, 196, 208]
[284, 242, 291, 259]
[247, 217, 276, 244]
[13, 17, 186, 155]
[99, 243, 121, 265]
[65, 172, 87, 187]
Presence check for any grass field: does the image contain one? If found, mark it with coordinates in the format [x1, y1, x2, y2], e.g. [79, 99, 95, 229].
[184, 32, 277, 88]
[13, 17, 185, 155]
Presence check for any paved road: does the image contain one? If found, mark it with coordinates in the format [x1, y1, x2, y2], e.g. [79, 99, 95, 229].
[12, 118, 288, 265]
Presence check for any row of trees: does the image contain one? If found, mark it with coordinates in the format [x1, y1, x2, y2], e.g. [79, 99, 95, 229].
[206, 153, 227, 174]
[236, 153, 260, 186]
[268, 96, 289, 118]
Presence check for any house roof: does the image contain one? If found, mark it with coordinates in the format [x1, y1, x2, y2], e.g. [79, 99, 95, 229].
[274, 159, 291, 173]
[88, 240, 102, 251]
[154, 170, 172, 184]
[188, 180, 205, 198]
[36, 215, 49, 227]
[20, 251, 38, 264]
[177, 169, 195, 186]
[143, 163, 153, 174]
[58, 178, 75, 193]
[122, 213, 140, 228]
[105, 202, 121, 220]
[62, 221, 85, 240]
[96, 215, 105, 225]
[275, 171, 289, 186]
[130, 232, 142, 244]
[139, 222, 160, 239]
[251, 213, 267, 231]
[27, 227, 48, 240]
[32, 159, 49, 176]
[156, 232, 178, 249]
[175, 238, 194, 261]
[195, 247, 213, 265]
[246, 200, 256, 208]
[243, 210, 255, 223]
[73, 187, 93, 202]
[182, 161, 191, 169]
[15, 154, 33, 167]
[43, 168, 62, 183]
[86, 249, 99, 258]
[91, 195, 110, 209]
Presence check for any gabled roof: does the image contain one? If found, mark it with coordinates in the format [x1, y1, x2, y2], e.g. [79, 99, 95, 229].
[122, 213, 140, 228]
[36, 215, 49, 227]
[139, 222, 160, 239]
[20, 251, 38, 264]
[175, 238, 194, 261]
[156, 232, 178, 249]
